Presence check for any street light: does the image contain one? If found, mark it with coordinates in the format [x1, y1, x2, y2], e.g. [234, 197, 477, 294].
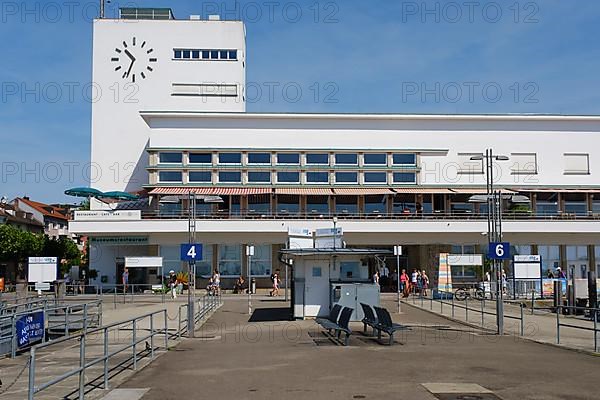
[469, 149, 509, 335]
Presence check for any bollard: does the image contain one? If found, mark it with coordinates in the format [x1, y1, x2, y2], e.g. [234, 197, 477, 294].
[430, 295, 433, 310]
[150, 313, 155, 360]
[103, 328, 109, 389]
[452, 295, 455, 318]
[164, 310, 168, 350]
[481, 298, 485, 327]
[28, 347, 36, 400]
[532, 290, 535, 315]
[465, 297, 469, 321]
[520, 304, 524, 336]
[79, 333, 85, 400]
[132, 319, 137, 370]
[556, 305, 561, 344]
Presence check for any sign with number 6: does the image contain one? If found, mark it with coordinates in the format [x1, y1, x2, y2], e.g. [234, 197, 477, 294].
[488, 242, 511, 260]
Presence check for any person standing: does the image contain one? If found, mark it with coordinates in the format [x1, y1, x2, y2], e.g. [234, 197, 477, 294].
[379, 264, 389, 291]
[421, 270, 430, 297]
[122, 268, 129, 294]
[390, 268, 398, 292]
[372, 270, 380, 286]
[411, 269, 418, 294]
[168, 270, 178, 299]
[212, 269, 221, 296]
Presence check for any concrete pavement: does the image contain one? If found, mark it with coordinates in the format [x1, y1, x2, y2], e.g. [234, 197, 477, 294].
[116, 297, 600, 400]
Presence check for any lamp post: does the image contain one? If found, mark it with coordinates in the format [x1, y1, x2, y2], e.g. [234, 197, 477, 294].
[470, 150, 509, 335]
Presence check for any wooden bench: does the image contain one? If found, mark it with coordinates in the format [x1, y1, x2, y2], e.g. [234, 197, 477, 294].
[373, 306, 411, 345]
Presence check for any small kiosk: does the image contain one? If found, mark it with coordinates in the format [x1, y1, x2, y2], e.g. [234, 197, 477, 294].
[282, 228, 390, 321]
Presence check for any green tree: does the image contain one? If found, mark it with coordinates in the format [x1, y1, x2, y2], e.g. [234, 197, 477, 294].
[0, 224, 44, 262]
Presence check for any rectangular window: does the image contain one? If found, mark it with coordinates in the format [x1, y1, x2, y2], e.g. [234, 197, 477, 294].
[218, 153, 241, 164]
[189, 171, 211, 183]
[277, 172, 300, 183]
[393, 154, 416, 165]
[218, 171, 241, 183]
[210, 50, 219, 59]
[511, 153, 538, 174]
[335, 153, 358, 165]
[218, 244, 241, 277]
[219, 50, 229, 59]
[158, 171, 182, 182]
[306, 172, 329, 183]
[174, 49, 182, 59]
[364, 172, 387, 184]
[229, 50, 238, 60]
[277, 153, 300, 165]
[456, 153, 483, 174]
[364, 153, 387, 165]
[196, 244, 214, 277]
[192, 50, 200, 59]
[202, 50, 210, 59]
[248, 171, 271, 183]
[189, 153, 212, 164]
[564, 153, 590, 175]
[393, 172, 416, 183]
[335, 172, 358, 183]
[182, 50, 191, 59]
[159, 152, 182, 164]
[248, 153, 271, 165]
[306, 153, 329, 165]
[250, 245, 272, 276]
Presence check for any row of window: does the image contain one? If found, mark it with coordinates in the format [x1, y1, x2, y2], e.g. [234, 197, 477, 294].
[173, 49, 238, 61]
[158, 152, 417, 167]
[456, 152, 590, 176]
[158, 170, 417, 184]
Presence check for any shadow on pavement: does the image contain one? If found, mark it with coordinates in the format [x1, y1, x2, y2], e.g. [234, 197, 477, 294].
[248, 307, 292, 322]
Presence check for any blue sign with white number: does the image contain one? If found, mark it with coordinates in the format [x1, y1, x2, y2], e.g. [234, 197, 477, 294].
[16, 311, 44, 348]
[180, 244, 203, 261]
[488, 242, 511, 260]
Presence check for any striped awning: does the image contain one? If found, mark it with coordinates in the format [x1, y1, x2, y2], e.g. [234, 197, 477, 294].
[274, 188, 334, 195]
[448, 188, 516, 194]
[149, 187, 272, 195]
[332, 188, 393, 195]
[392, 188, 453, 194]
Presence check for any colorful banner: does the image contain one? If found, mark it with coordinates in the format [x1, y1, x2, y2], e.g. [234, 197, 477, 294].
[437, 253, 452, 293]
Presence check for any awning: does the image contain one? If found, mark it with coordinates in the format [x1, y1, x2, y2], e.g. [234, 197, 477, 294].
[514, 188, 600, 193]
[275, 188, 334, 195]
[392, 188, 453, 194]
[448, 188, 516, 194]
[149, 187, 272, 195]
[332, 188, 393, 195]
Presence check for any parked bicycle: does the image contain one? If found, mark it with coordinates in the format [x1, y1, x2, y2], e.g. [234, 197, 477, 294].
[454, 286, 485, 301]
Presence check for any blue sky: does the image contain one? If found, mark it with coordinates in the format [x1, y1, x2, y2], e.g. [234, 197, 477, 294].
[1, 0, 600, 203]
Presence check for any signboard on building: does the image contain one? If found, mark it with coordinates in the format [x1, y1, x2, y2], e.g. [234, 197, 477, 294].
[74, 210, 141, 221]
[180, 244, 203, 261]
[314, 228, 343, 249]
[90, 237, 149, 245]
[16, 311, 44, 348]
[124, 257, 163, 268]
[288, 228, 314, 250]
[28, 257, 58, 283]
[513, 255, 542, 279]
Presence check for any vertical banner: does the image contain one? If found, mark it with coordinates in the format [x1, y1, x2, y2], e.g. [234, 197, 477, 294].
[437, 253, 452, 293]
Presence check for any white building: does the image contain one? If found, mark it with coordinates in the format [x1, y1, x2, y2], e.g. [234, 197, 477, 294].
[71, 8, 600, 292]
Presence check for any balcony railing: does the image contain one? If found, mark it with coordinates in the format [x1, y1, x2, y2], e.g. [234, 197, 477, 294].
[140, 209, 600, 221]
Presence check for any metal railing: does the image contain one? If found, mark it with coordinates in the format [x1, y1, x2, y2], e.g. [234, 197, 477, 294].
[0, 297, 51, 317]
[28, 294, 222, 399]
[0, 300, 102, 358]
[28, 309, 168, 400]
[408, 290, 525, 336]
[555, 305, 599, 352]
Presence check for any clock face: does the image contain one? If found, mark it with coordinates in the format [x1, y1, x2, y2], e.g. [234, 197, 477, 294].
[111, 37, 157, 83]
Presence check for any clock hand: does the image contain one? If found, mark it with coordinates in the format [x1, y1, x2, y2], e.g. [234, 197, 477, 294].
[125, 58, 135, 78]
[124, 49, 136, 62]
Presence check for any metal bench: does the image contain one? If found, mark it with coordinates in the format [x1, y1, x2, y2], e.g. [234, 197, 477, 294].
[315, 304, 342, 333]
[359, 303, 379, 336]
[373, 306, 411, 345]
[316, 305, 354, 346]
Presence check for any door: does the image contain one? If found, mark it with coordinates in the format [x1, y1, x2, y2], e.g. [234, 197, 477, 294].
[304, 264, 330, 318]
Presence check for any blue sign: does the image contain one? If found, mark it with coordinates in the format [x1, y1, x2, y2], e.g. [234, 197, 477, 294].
[16, 312, 44, 348]
[180, 244, 203, 261]
[488, 242, 511, 260]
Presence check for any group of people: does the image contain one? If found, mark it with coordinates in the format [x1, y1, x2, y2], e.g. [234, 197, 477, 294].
[373, 267, 429, 297]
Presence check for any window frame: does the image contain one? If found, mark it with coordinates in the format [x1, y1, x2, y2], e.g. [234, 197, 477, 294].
[335, 153, 359, 166]
[218, 153, 242, 165]
[277, 171, 301, 184]
[335, 171, 359, 184]
[158, 171, 183, 183]
[218, 171, 242, 183]
[158, 152, 182, 164]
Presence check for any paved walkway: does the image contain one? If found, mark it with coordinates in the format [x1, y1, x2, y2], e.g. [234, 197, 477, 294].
[397, 293, 599, 353]
[114, 297, 600, 400]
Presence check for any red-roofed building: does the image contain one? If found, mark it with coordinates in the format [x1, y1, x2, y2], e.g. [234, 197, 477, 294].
[13, 197, 70, 239]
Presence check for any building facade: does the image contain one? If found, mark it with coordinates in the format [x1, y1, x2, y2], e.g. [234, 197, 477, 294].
[71, 8, 600, 289]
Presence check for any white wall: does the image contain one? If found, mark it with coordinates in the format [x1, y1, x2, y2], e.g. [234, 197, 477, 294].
[91, 18, 246, 192]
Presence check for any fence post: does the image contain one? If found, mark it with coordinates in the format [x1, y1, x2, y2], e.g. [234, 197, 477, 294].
[65, 306, 69, 337]
[150, 313, 155, 360]
[99, 301, 103, 327]
[481, 297, 484, 327]
[451, 295, 455, 318]
[178, 306, 182, 340]
[531, 290, 535, 315]
[594, 310, 598, 353]
[556, 305, 560, 344]
[11, 314, 17, 358]
[465, 297, 469, 322]
[132, 319, 137, 370]
[42, 301, 47, 343]
[83, 303, 88, 332]
[103, 328, 109, 389]
[164, 309, 168, 350]
[28, 347, 36, 400]
[79, 332, 85, 400]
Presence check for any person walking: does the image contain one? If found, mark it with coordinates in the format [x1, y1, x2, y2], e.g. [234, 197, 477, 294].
[411, 269, 418, 294]
[270, 269, 281, 297]
[421, 270, 430, 297]
[122, 268, 129, 294]
[168, 270, 178, 299]
[372, 270, 380, 286]
[400, 269, 410, 298]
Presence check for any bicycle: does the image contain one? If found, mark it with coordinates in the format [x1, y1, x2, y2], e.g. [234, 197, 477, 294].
[454, 286, 485, 301]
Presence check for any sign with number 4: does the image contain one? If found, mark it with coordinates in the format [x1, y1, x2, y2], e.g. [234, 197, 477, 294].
[180, 244, 203, 261]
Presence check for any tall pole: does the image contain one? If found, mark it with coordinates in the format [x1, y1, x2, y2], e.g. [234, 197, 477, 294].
[187, 192, 196, 337]
[396, 249, 401, 314]
[247, 245, 253, 315]
[100, 0, 105, 18]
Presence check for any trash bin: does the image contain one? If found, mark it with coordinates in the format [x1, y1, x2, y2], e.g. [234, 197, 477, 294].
[251, 278, 256, 294]
[0, 277, 4, 292]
